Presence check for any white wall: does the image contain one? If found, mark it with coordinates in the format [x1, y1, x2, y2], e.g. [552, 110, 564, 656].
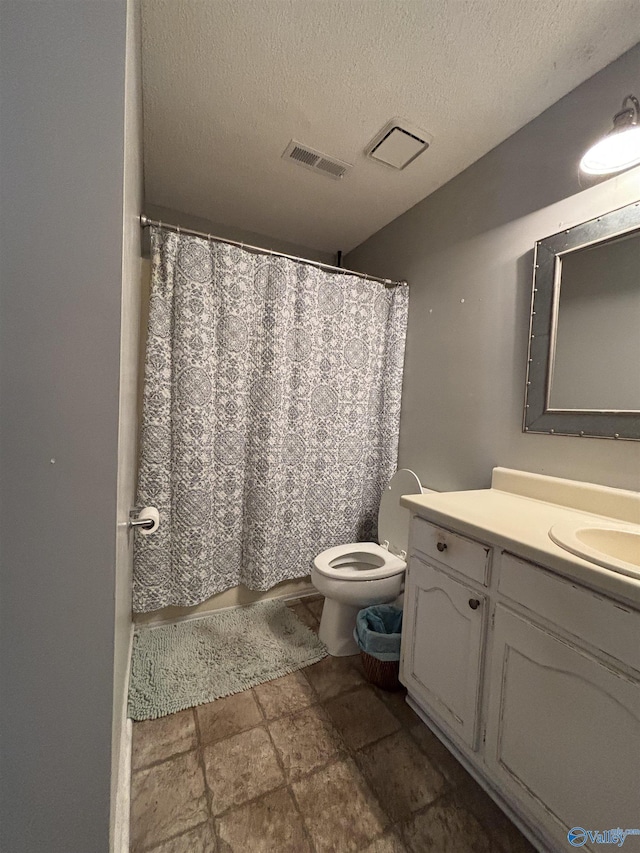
[347, 45, 640, 493]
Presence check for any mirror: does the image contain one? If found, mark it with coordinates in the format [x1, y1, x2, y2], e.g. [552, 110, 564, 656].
[549, 232, 640, 410]
[524, 199, 640, 440]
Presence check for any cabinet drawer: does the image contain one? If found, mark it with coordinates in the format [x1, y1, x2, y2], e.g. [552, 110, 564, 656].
[498, 552, 640, 672]
[411, 517, 491, 586]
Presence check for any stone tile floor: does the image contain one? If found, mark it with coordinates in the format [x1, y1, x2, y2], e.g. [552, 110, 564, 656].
[130, 595, 536, 852]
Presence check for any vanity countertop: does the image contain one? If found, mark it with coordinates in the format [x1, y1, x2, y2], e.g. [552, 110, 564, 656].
[401, 467, 640, 608]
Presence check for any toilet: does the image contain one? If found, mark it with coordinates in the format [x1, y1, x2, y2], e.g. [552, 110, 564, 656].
[311, 469, 424, 656]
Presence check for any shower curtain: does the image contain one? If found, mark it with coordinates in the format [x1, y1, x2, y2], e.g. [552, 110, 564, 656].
[133, 227, 408, 612]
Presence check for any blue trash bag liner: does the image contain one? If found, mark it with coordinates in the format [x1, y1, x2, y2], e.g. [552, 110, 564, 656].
[354, 605, 403, 662]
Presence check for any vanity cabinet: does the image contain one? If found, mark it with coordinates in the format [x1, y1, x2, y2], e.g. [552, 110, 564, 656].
[485, 604, 640, 842]
[401, 517, 640, 853]
[401, 556, 486, 748]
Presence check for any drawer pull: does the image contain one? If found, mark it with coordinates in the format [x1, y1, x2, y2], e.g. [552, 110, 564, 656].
[468, 598, 480, 610]
[436, 541, 447, 552]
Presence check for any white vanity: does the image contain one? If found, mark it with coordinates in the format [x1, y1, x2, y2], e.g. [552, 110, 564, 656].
[399, 468, 640, 853]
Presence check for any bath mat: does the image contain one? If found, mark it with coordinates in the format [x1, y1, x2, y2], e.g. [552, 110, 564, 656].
[128, 599, 327, 720]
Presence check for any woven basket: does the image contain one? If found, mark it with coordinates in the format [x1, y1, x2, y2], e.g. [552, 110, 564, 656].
[360, 651, 401, 691]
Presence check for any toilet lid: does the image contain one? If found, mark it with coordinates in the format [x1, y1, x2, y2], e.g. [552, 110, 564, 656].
[378, 469, 423, 557]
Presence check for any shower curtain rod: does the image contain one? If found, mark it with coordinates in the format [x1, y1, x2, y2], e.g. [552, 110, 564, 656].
[139, 215, 406, 288]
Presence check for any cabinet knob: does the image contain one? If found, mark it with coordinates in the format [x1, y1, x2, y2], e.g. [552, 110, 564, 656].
[468, 598, 480, 610]
[436, 541, 447, 552]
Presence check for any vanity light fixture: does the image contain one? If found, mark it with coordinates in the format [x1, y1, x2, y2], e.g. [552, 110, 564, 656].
[580, 94, 640, 175]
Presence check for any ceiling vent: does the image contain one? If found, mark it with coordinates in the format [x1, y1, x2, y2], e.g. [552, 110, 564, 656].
[366, 118, 433, 170]
[282, 140, 351, 180]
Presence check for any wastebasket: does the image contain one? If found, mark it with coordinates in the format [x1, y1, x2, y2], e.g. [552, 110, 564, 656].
[354, 605, 403, 691]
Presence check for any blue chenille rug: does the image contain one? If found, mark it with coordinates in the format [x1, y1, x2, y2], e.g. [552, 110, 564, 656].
[128, 599, 327, 720]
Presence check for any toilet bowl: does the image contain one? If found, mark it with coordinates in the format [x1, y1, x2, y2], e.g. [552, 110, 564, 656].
[312, 469, 423, 656]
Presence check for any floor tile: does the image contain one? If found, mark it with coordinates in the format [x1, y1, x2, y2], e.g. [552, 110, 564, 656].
[408, 721, 470, 788]
[408, 722, 535, 851]
[452, 773, 536, 852]
[400, 795, 492, 853]
[130, 751, 209, 851]
[253, 670, 316, 720]
[202, 725, 285, 815]
[148, 821, 216, 853]
[291, 758, 388, 852]
[491, 828, 538, 853]
[306, 598, 324, 619]
[291, 602, 320, 632]
[375, 688, 421, 729]
[360, 828, 407, 852]
[350, 652, 366, 676]
[196, 690, 262, 746]
[132, 709, 197, 771]
[356, 730, 446, 822]
[268, 704, 344, 781]
[303, 654, 365, 701]
[323, 686, 401, 751]
[216, 786, 311, 852]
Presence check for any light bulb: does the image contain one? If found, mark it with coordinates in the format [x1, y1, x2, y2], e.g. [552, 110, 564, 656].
[580, 125, 640, 175]
[579, 94, 640, 176]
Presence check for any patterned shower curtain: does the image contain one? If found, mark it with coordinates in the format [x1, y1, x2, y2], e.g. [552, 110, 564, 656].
[133, 227, 409, 612]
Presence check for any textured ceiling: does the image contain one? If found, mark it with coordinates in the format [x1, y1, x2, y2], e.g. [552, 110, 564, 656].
[141, 1, 640, 253]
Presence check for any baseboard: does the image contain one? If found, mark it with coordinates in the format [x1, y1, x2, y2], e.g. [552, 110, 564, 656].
[111, 626, 134, 853]
[112, 717, 133, 853]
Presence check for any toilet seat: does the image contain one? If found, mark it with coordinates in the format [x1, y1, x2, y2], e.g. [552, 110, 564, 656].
[313, 541, 406, 581]
[313, 470, 423, 584]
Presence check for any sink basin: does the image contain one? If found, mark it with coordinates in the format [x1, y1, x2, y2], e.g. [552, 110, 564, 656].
[549, 522, 640, 580]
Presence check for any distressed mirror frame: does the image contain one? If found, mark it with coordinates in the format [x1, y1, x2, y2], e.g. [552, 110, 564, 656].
[523, 199, 640, 441]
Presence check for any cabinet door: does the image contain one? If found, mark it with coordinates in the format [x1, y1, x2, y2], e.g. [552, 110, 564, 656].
[401, 557, 486, 748]
[485, 605, 640, 851]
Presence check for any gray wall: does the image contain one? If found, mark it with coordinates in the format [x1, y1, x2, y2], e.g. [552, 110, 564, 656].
[145, 202, 336, 265]
[0, 3, 128, 851]
[348, 45, 640, 493]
